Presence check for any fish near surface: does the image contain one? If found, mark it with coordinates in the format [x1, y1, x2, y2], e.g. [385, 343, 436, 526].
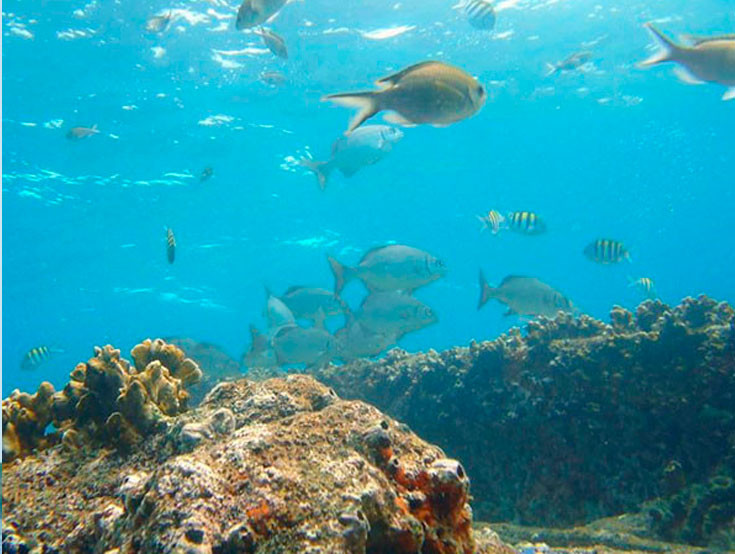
[640, 23, 735, 100]
[271, 325, 334, 367]
[278, 286, 344, 322]
[200, 167, 214, 182]
[66, 125, 99, 140]
[236, 0, 287, 30]
[300, 125, 403, 190]
[324, 61, 486, 133]
[545, 51, 592, 76]
[327, 244, 446, 295]
[256, 27, 288, 58]
[478, 272, 574, 318]
[166, 228, 176, 264]
[356, 292, 438, 337]
[456, 0, 496, 31]
[146, 12, 173, 34]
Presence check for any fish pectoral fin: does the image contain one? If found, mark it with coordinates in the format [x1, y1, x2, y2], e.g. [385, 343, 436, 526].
[383, 112, 416, 127]
[673, 66, 705, 85]
[723, 87, 735, 101]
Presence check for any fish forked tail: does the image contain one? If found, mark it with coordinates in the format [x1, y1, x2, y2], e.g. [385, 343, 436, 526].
[299, 158, 332, 190]
[322, 91, 380, 134]
[477, 269, 497, 310]
[544, 63, 558, 77]
[327, 255, 354, 295]
[639, 23, 682, 68]
[476, 214, 489, 232]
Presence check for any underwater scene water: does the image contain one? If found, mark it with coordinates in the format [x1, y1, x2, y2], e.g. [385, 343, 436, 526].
[3, 0, 735, 551]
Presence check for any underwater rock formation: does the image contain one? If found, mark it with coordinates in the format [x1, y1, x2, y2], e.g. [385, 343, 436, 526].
[313, 296, 735, 548]
[2, 339, 201, 462]
[2, 372, 510, 553]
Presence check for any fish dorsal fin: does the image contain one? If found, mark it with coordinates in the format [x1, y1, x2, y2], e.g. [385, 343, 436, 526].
[499, 275, 530, 285]
[375, 61, 442, 87]
[360, 244, 394, 263]
[284, 285, 305, 295]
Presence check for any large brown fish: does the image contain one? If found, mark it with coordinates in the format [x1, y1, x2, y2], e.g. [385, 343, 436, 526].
[324, 61, 486, 133]
[639, 23, 735, 101]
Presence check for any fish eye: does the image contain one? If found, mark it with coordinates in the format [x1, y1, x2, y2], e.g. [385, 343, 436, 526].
[423, 307, 433, 317]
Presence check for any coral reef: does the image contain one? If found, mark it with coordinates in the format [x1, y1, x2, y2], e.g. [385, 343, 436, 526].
[312, 296, 735, 548]
[1, 374, 510, 553]
[2, 339, 201, 462]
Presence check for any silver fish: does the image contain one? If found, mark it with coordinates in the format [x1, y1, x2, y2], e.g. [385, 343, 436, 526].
[66, 124, 99, 140]
[356, 292, 438, 337]
[256, 27, 288, 58]
[146, 11, 174, 34]
[640, 24, 735, 100]
[478, 272, 574, 318]
[335, 320, 398, 362]
[327, 244, 446, 295]
[324, 61, 486, 133]
[259, 70, 286, 86]
[300, 125, 404, 190]
[236, 0, 287, 30]
[242, 325, 278, 369]
[545, 51, 592, 77]
[278, 286, 344, 323]
[272, 325, 334, 368]
[265, 288, 296, 330]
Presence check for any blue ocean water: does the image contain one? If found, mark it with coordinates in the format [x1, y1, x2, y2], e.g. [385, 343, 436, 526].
[2, 0, 734, 397]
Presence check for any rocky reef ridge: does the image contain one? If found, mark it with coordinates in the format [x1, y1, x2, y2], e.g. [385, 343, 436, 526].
[313, 296, 735, 549]
[2, 340, 511, 553]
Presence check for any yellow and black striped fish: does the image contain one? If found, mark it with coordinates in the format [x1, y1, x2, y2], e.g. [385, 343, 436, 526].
[477, 209, 505, 234]
[166, 227, 176, 264]
[457, 0, 496, 30]
[630, 277, 656, 299]
[584, 239, 631, 264]
[21, 346, 53, 370]
[506, 211, 546, 235]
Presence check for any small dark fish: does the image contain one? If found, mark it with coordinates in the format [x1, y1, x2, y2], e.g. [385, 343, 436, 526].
[457, 0, 496, 31]
[66, 125, 99, 140]
[200, 167, 214, 182]
[257, 27, 288, 58]
[146, 11, 174, 34]
[21, 346, 55, 371]
[506, 211, 546, 235]
[259, 70, 287, 87]
[545, 51, 592, 76]
[584, 239, 631, 264]
[166, 227, 176, 264]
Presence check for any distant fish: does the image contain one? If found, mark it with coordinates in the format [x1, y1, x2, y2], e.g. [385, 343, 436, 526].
[256, 27, 288, 58]
[300, 125, 404, 190]
[259, 70, 286, 86]
[455, 0, 496, 31]
[545, 51, 592, 77]
[66, 124, 99, 140]
[166, 227, 176, 264]
[639, 23, 735, 101]
[21, 346, 60, 371]
[323, 61, 486, 133]
[165, 337, 241, 378]
[271, 324, 334, 368]
[278, 286, 345, 323]
[584, 239, 630, 264]
[629, 277, 657, 299]
[200, 167, 214, 182]
[146, 11, 174, 34]
[478, 272, 574, 317]
[265, 288, 296, 330]
[477, 209, 505, 234]
[506, 211, 546, 235]
[236, 0, 287, 30]
[327, 244, 447, 295]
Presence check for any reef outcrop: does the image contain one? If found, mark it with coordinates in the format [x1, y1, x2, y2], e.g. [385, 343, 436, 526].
[312, 295, 735, 548]
[2, 339, 202, 462]
[2, 369, 509, 552]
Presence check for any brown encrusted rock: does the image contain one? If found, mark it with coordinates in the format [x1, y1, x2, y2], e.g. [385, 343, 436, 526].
[1, 374, 506, 553]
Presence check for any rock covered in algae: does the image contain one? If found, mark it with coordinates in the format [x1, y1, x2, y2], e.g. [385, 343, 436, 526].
[2, 339, 202, 462]
[1, 374, 510, 553]
[312, 295, 735, 548]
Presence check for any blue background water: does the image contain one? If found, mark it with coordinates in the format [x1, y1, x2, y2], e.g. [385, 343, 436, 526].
[3, 0, 734, 396]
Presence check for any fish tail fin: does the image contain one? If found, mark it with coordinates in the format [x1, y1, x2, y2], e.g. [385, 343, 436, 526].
[327, 256, 353, 295]
[322, 91, 380, 133]
[639, 23, 683, 68]
[544, 63, 558, 77]
[249, 324, 268, 353]
[476, 215, 488, 232]
[478, 269, 497, 310]
[299, 158, 332, 190]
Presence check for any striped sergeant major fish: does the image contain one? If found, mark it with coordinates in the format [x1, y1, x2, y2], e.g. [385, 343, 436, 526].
[477, 209, 505, 235]
[21, 346, 61, 371]
[629, 277, 657, 299]
[166, 227, 176, 264]
[454, 0, 496, 31]
[506, 211, 547, 235]
[584, 239, 631, 264]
